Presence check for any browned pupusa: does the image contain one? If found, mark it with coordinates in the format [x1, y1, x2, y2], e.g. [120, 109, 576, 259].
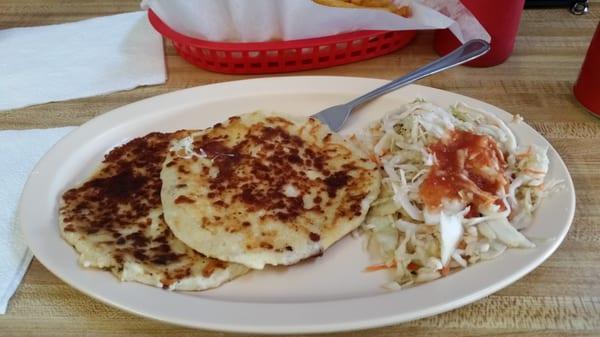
[59, 132, 248, 290]
[161, 112, 381, 269]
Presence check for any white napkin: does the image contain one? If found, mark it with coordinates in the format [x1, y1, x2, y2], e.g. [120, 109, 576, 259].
[0, 126, 75, 314]
[0, 11, 165, 111]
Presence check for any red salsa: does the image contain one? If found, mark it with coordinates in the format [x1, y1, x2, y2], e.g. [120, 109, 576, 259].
[419, 130, 508, 216]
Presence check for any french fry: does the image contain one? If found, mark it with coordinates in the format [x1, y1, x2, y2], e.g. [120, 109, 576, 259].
[350, 0, 392, 7]
[312, 0, 362, 8]
[361, 0, 393, 7]
[391, 5, 411, 18]
[312, 0, 412, 18]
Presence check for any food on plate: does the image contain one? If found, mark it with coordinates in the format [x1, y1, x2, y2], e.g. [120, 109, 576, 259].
[58, 99, 550, 292]
[355, 100, 557, 288]
[59, 132, 249, 290]
[160, 112, 381, 269]
[312, 0, 412, 17]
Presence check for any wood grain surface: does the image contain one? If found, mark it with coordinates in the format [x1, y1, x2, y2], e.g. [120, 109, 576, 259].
[1, 1, 599, 336]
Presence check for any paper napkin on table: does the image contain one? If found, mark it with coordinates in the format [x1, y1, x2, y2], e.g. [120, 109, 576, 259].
[0, 11, 165, 111]
[0, 126, 75, 314]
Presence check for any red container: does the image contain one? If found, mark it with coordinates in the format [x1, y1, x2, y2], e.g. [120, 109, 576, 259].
[147, 9, 416, 74]
[433, 0, 525, 67]
[574, 22, 600, 118]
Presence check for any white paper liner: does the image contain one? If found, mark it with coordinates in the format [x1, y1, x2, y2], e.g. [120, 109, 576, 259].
[141, 0, 489, 43]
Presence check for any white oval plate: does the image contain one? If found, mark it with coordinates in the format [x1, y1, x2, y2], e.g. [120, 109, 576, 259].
[19, 76, 575, 334]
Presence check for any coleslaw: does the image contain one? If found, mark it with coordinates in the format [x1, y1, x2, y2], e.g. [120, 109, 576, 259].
[354, 100, 559, 289]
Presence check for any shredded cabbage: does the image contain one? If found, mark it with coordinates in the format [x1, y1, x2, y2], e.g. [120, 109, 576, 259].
[357, 100, 555, 288]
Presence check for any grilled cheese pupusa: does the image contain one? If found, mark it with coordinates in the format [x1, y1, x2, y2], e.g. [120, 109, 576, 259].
[160, 112, 381, 269]
[59, 132, 248, 290]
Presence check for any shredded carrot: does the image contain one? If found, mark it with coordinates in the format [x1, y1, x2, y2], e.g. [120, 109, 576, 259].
[516, 146, 533, 159]
[407, 262, 419, 271]
[364, 261, 397, 272]
[365, 262, 421, 273]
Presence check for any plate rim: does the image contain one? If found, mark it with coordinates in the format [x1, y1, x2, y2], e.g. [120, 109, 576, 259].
[18, 76, 576, 334]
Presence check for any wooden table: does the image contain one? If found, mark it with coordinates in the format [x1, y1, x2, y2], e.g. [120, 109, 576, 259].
[1, 1, 599, 336]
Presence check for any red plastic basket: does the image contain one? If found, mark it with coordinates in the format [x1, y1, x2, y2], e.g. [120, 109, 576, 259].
[148, 9, 416, 74]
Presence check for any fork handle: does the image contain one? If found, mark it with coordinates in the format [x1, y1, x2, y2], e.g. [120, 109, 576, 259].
[346, 39, 490, 108]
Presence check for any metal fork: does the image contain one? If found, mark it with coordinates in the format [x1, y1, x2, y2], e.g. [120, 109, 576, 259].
[312, 39, 490, 132]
